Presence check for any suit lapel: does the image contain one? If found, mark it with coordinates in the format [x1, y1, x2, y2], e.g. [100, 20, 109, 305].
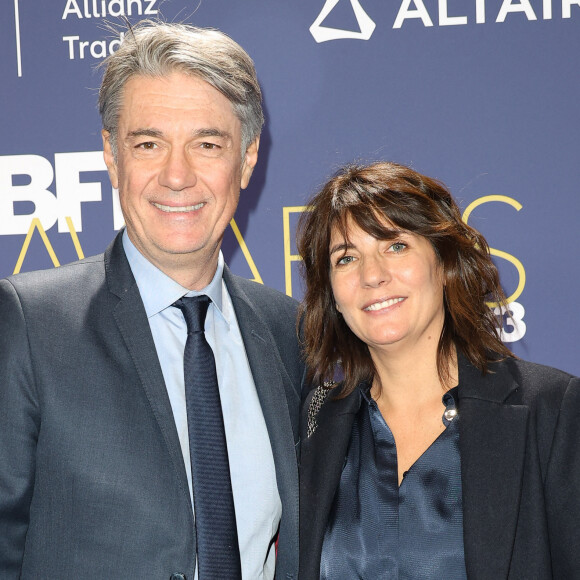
[105, 234, 192, 508]
[223, 268, 300, 573]
[300, 388, 361, 578]
[458, 358, 529, 580]
[223, 268, 299, 445]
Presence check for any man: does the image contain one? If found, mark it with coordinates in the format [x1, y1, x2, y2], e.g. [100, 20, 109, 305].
[0, 21, 303, 579]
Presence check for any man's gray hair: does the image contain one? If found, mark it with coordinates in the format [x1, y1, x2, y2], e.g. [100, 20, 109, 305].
[99, 20, 264, 158]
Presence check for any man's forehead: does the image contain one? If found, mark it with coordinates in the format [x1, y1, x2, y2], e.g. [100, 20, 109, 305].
[120, 72, 232, 110]
[116, 72, 240, 134]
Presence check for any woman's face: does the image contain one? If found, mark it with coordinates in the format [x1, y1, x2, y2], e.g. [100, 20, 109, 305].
[329, 216, 445, 357]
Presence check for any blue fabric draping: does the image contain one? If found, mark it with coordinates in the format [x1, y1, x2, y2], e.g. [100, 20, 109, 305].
[320, 386, 466, 579]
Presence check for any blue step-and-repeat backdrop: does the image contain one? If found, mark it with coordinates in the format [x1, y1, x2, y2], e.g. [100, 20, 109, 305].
[1, 0, 579, 375]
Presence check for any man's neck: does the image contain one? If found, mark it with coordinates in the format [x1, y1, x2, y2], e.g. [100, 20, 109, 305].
[163, 255, 220, 291]
[129, 237, 220, 290]
[124, 230, 221, 291]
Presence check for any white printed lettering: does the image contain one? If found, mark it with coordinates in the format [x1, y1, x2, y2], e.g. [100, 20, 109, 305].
[112, 188, 125, 230]
[495, 301, 526, 342]
[497, 0, 537, 22]
[90, 40, 108, 58]
[144, 0, 158, 15]
[439, 0, 468, 25]
[108, 0, 124, 17]
[62, 0, 83, 19]
[0, 153, 110, 235]
[475, 0, 486, 22]
[54, 152, 106, 233]
[63, 36, 80, 59]
[563, 0, 580, 17]
[62, 33, 125, 60]
[393, 0, 434, 28]
[0, 155, 58, 235]
[79, 41, 90, 59]
[126, 0, 142, 15]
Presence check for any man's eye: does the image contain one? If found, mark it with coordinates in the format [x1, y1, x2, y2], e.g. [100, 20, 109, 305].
[200, 142, 219, 150]
[137, 142, 157, 150]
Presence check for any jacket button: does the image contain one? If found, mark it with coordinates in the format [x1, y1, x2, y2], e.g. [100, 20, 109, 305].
[170, 574, 186, 580]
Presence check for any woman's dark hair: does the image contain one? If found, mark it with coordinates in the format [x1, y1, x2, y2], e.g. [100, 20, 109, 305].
[297, 161, 513, 396]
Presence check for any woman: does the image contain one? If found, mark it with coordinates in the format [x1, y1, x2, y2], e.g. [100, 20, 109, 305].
[297, 161, 580, 579]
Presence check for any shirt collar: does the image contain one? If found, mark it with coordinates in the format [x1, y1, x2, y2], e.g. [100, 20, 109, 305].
[359, 382, 459, 425]
[122, 229, 225, 319]
[358, 381, 373, 403]
[358, 382, 458, 405]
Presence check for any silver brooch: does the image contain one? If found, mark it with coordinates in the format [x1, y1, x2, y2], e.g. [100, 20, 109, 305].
[444, 408, 458, 422]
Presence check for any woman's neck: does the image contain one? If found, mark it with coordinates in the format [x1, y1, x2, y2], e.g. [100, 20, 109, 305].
[369, 341, 458, 413]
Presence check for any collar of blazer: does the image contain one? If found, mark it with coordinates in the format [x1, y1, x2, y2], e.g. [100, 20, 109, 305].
[104, 230, 138, 299]
[104, 231, 194, 512]
[304, 354, 521, 435]
[301, 354, 529, 580]
[457, 356, 529, 580]
[215, 263, 302, 579]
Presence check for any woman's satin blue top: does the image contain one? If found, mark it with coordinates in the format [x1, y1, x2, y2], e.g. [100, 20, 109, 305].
[320, 386, 467, 579]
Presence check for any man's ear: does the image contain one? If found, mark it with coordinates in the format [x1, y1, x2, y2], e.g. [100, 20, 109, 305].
[102, 130, 119, 189]
[240, 137, 260, 190]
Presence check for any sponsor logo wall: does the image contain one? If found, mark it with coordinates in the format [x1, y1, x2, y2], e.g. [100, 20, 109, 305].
[2, 0, 579, 374]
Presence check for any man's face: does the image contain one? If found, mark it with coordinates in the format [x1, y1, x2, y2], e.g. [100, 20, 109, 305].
[103, 72, 258, 287]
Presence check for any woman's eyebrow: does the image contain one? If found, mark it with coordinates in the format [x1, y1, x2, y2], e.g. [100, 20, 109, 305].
[329, 242, 355, 256]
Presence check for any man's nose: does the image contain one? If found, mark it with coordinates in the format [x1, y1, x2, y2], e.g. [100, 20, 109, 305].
[158, 148, 197, 191]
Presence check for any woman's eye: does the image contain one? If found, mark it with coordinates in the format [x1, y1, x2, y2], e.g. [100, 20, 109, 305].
[337, 255, 355, 265]
[390, 242, 407, 253]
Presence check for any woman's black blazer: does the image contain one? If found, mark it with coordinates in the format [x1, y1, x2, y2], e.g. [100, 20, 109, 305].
[299, 357, 580, 579]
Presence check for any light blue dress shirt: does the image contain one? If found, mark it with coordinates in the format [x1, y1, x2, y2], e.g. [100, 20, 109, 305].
[123, 232, 281, 580]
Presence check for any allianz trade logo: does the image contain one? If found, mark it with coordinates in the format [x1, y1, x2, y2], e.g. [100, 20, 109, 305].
[310, 0, 579, 42]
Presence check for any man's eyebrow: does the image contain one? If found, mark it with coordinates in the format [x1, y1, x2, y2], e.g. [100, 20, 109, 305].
[127, 128, 163, 139]
[193, 128, 232, 140]
[125, 128, 232, 140]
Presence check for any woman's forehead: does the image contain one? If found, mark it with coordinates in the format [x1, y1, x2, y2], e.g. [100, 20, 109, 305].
[329, 212, 402, 243]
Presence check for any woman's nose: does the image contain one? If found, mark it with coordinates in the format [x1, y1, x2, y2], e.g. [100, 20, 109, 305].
[360, 255, 390, 287]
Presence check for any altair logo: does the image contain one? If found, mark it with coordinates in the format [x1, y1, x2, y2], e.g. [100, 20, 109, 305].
[311, 0, 580, 43]
[310, 0, 376, 42]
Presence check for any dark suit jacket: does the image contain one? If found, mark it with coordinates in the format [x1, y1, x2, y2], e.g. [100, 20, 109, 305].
[300, 357, 580, 579]
[0, 233, 304, 580]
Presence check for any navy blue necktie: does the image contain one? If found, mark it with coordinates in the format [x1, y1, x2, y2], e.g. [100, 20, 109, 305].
[174, 296, 242, 579]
